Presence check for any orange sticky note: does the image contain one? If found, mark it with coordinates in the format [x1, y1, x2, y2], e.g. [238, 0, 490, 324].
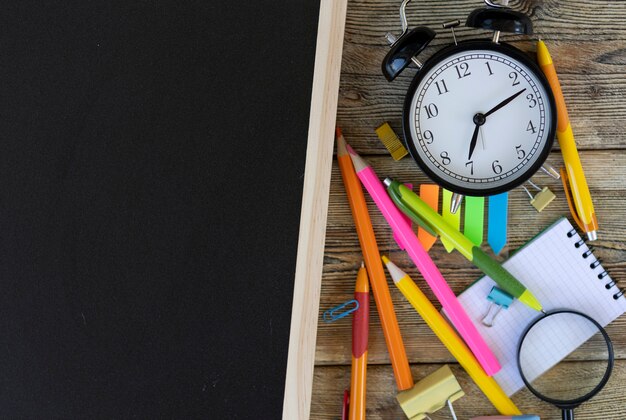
[417, 184, 439, 251]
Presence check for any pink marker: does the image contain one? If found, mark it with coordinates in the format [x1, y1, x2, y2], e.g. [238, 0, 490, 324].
[392, 182, 413, 250]
[471, 417, 539, 420]
[347, 144, 501, 376]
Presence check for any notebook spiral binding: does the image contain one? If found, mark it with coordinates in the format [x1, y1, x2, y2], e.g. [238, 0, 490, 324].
[567, 227, 625, 300]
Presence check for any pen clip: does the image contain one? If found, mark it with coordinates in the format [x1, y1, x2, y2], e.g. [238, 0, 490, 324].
[389, 182, 438, 237]
[560, 167, 585, 232]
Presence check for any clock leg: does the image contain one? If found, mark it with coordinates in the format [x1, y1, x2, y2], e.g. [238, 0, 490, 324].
[450, 193, 464, 214]
[540, 164, 561, 179]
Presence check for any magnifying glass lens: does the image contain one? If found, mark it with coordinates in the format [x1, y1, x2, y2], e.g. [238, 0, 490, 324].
[519, 311, 611, 402]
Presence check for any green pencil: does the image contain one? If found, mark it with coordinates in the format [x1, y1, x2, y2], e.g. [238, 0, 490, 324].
[385, 178, 543, 313]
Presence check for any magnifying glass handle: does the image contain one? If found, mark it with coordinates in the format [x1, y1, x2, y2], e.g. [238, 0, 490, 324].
[562, 408, 574, 420]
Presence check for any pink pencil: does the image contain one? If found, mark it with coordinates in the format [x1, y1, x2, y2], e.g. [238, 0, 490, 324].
[347, 145, 501, 376]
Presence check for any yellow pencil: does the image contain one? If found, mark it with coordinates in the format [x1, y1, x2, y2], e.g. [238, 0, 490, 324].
[537, 40, 598, 241]
[382, 256, 521, 416]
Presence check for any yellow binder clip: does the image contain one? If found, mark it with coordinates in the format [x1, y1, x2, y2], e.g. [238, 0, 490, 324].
[522, 180, 555, 212]
[397, 365, 464, 420]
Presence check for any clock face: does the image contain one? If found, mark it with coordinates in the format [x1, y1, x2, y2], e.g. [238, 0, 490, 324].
[405, 43, 555, 195]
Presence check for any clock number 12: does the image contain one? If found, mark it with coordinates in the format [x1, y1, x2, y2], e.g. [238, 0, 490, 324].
[454, 63, 471, 79]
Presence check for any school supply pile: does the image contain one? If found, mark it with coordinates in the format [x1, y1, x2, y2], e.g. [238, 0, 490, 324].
[451, 218, 626, 396]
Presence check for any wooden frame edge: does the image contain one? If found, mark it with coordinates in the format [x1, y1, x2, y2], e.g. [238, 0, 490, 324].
[282, 0, 348, 419]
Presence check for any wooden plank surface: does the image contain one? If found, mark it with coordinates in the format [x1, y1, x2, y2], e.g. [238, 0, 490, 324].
[283, 1, 349, 419]
[313, 0, 626, 419]
[312, 361, 626, 419]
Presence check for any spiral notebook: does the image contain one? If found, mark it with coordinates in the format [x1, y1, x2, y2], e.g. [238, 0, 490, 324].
[453, 218, 626, 396]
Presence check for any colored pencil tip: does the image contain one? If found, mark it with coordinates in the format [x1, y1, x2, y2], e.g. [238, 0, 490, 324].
[345, 145, 370, 172]
[383, 178, 393, 187]
[361, 261, 364, 268]
[335, 127, 342, 138]
[336, 132, 348, 156]
[380, 255, 406, 283]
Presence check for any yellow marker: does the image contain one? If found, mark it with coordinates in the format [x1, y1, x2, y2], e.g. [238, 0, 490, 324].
[382, 256, 521, 416]
[537, 40, 598, 241]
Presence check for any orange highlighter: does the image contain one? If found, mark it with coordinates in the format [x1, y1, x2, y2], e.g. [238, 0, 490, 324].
[349, 263, 369, 420]
[336, 128, 413, 391]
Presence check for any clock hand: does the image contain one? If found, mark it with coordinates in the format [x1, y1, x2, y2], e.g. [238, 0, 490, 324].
[468, 121, 481, 160]
[483, 88, 526, 118]
[480, 127, 486, 150]
[468, 88, 526, 160]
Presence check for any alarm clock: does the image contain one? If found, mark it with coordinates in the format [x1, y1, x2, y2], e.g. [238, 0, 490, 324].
[382, 1, 556, 213]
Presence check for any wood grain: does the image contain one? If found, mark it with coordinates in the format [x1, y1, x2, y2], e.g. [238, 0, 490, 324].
[312, 0, 626, 418]
[282, 1, 348, 419]
[311, 361, 626, 420]
[336, 0, 626, 153]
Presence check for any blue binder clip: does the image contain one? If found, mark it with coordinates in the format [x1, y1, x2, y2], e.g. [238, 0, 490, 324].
[323, 299, 360, 323]
[482, 286, 514, 327]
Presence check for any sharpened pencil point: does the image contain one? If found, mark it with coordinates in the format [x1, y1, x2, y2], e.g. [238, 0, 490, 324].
[336, 130, 348, 157]
[346, 145, 369, 172]
[381, 255, 406, 284]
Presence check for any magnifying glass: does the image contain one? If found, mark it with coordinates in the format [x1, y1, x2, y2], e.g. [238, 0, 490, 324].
[517, 309, 613, 420]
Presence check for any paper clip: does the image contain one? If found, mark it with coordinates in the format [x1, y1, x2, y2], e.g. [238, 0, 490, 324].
[482, 286, 514, 327]
[323, 299, 359, 323]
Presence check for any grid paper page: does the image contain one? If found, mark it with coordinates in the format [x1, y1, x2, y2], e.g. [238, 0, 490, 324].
[452, 218, 626, 396]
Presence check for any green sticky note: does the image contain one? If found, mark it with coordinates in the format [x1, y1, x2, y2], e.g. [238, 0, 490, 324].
[464, 196, 485, 246]
[441, 189, 461, 252]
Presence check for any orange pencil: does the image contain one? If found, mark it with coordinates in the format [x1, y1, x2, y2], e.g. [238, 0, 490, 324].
[349, 263, 369, 420]
[336, 128, 414, 391]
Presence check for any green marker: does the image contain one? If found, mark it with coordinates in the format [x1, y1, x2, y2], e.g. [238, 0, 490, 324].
[384, 178, 543, 313]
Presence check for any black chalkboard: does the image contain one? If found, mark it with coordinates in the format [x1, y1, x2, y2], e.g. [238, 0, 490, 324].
[0, 1, 320, 417]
